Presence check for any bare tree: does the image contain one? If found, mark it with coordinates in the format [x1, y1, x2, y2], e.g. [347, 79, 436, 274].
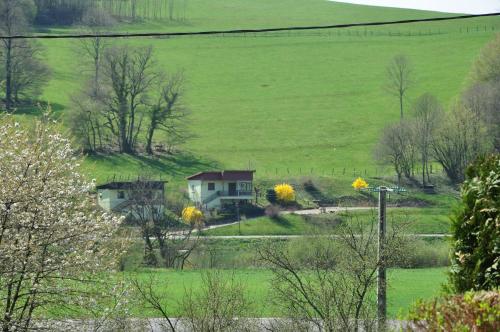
[472, 33, 500, 83]
[374, 120, 416, 184]
[132, 274, 178, 331]
[0, 0, 39, 110]
[0, 114, 123, 331]
[386, 54, 413, 119]
[145, 71, 188, 155]
[68, 89, 107, 152]
[181, 270, 254, 332]
[101, 46, 157, 153]
[258, 214, 408, 332]
[463, 79, 500, 152]
[431, 103, 492, 183]
[9, 42, 49, 102]
[126, 177, 199, 269]
[76, 34, 108, 98]
[411, 93, 443, 186]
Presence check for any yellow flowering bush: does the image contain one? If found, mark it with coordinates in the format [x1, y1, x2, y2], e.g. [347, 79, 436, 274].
[274, 183, 295, 202]
[352, 177, 368, 190]
[182, 206, 203, 227]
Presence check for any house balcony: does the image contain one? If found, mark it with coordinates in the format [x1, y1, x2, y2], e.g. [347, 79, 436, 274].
[202, 190, 252, 205]
[218, 190, 253, 198]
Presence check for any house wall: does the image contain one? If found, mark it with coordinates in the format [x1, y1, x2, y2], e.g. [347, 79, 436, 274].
[188, 179, 253, 209]
[98, 188, 164, 212]
[97, 189, 127, 211]
[188, 180, 203, 203]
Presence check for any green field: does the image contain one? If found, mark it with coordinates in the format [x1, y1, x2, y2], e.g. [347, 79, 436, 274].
[119, 267, 447, 318]
[203, 207, 452, 236]
[21, 0, 499, 187]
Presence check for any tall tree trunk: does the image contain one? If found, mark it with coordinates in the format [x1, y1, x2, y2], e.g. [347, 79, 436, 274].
[119, 100, 131, 153]
[399, 93, 403, 120]
[5, 39, 13, 111]
[145, 125, 155, 155]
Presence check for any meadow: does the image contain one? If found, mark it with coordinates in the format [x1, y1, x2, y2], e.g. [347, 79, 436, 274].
[117, 267, 447, 318]
[23, 0, 500, 187]
[203, 207, 453, 236]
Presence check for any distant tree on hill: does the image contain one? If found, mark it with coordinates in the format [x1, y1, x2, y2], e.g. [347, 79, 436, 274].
[145, 71, 189, 155]
[101, 45, 157, 153]
[473, 33, 500, 83]
[431, 103, 491, 183]
[374, 120, 416, 184]
[462, 81, 500, 151]
[411, 93, 443, 186]
[463, 34, 500, 152]
[385, 54, 413, 120]
[0, 0, 50, 110]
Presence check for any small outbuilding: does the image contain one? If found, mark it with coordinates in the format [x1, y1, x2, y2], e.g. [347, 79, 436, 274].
[96, 180, 167, 217]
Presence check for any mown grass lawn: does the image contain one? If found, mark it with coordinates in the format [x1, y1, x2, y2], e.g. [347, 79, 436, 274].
[203, 207, 452, 236]
[119, 267, 446, 318]
[19, 0, 498, 187]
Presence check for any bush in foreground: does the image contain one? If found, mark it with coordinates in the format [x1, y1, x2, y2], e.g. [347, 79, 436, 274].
[449, 154, 500, 292]
[407, 291, 500, 331]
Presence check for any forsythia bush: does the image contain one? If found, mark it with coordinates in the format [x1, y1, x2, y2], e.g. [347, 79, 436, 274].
[407, 291, 500, 331]
[182, 206, 203, 228]
[274, 183, 295, 202]
[352, 177, 368, 190]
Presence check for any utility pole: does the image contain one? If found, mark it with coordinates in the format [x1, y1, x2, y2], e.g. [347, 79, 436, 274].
[362, 184, 405, 331]
[236, 201, 241, 235]
[377, 187, 387, 331]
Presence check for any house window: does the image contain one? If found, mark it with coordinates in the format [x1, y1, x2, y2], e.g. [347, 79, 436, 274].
[117, 191, 125, 199]
[208, 182, 215, 191]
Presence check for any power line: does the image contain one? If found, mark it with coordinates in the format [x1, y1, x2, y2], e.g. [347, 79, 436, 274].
[1, 12, 500, 39]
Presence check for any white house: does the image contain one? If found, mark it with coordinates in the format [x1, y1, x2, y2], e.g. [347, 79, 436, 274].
[96, 180, 166, 219]
[186, 170, 255, 210]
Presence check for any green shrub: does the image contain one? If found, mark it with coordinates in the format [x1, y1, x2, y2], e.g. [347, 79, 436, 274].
[449, 154, 500, 292]
[407, 291, 500, 331]
[398, 239, 450, 268]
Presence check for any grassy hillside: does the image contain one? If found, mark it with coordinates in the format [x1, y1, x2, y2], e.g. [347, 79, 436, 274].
[26, 0, 500, 186]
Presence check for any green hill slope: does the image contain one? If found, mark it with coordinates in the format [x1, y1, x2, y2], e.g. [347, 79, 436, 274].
[28, 0, 500, 185]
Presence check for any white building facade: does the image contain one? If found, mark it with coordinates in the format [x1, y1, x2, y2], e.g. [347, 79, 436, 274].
[96, 181, 166, 219]
[187, 170, 255, 210]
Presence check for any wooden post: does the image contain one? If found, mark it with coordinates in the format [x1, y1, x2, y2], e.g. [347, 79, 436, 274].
[236, 201, 241, 235]
[378, 187, 387, 331]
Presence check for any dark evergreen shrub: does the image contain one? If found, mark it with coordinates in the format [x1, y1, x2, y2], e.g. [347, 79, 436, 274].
[449, 154, 500, 292]
[266, 189, 277, 204]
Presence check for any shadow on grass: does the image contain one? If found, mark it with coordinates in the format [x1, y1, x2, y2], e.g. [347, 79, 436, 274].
[269, 215, 292, 228]
[6, 101, 66, 117]
[84, 151, 221, 182]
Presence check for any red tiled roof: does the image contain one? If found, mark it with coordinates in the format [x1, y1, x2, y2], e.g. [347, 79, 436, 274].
[186, 170, 255, 181]
[96, 181, 166, 190]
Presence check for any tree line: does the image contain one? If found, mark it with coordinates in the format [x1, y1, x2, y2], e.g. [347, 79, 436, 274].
[34, 0, 187, 25]
[377, 37, 500, 184]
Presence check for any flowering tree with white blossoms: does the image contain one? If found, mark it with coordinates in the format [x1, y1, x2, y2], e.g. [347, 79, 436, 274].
[0, 114, 123, 331]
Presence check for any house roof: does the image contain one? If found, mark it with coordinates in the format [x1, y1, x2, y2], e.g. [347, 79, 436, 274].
[96, 181, 166, 190]
[186, 170, 255, 181]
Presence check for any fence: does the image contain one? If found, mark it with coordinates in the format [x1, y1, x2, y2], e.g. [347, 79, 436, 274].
[156, 24, 499, 40]
[249, 164, 447, 180]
